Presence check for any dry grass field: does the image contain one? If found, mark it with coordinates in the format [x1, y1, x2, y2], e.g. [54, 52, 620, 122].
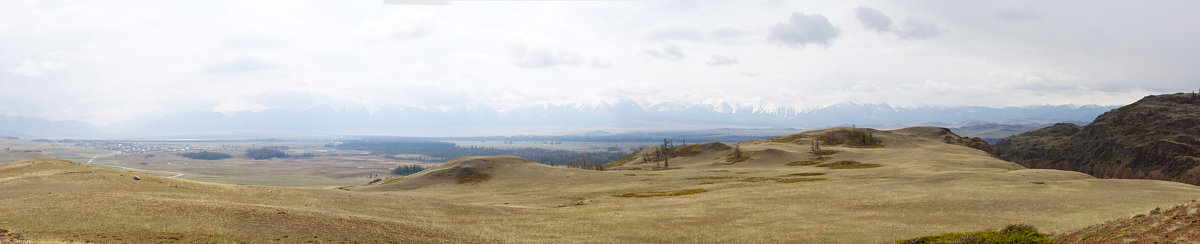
[2, 127, 1199, 243]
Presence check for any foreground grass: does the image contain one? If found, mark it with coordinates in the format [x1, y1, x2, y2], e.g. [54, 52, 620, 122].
[898, 224, 1051, 244]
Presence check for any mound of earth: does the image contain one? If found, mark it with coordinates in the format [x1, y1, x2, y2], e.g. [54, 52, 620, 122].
[894, 126, 993, 153]
[994, 93, 1200, 183]
[0, 159, 489, 243]
[604, 142, 730, 169]
[356, 156, 592, 191]
[1056, 200, 1200, 243]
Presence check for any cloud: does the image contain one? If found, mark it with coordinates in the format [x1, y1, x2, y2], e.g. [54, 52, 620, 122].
[644, 43, 686, 61]
[996, 8, 1041, 21]
[506, 42, 582, 68]
[361, 9, 438, 39]
[706, 55, 738, 66]
[854, 7, 893, 33]
[894, 17, 945, 39]
[589, 58, 612, 68]
[7, 58, 70, 77]
[855, 7, 944, 40]
[647, 26, 703, 41]
[768, 12, 840, 47]
[203, 57, 277, 74]
[712, 27, 752, 39]
[739, 71, 761, 77]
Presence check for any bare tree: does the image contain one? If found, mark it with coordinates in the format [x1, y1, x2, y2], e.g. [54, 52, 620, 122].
[733, 144, 742, 161]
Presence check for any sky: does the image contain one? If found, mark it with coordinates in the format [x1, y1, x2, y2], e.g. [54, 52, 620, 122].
[1, 0, 1198, 125]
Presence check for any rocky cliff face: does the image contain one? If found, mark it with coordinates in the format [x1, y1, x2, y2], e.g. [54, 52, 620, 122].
[994, 93, 1200, 183]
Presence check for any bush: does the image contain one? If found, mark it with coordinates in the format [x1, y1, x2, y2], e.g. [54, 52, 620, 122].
[816, 160, 883, 169]
[899, 224, 1051, 244]
[612, 189, 707, 197]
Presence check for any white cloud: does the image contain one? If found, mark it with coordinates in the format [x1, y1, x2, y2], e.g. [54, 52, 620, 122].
[506, 42, 582, 68]
[7, 58, 71, 77]
[646, 26, 703, 41]
[644, 43, 686, 61]
[854, 7, 944, 40]
[1, 1, 1198, 125]
[706, 55, 738, 66]
[768, 12, 839, 47]
[854, 7, 892, 33]
[894, 17, 945, 39]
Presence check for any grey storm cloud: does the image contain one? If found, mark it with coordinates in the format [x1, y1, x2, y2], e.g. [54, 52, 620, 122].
[644, 43, 686, 61]
[706, 55, 738, 66]
[768, 12, 840, 47]
[854, 7, 944, 40]
[854, 7, 893, 33]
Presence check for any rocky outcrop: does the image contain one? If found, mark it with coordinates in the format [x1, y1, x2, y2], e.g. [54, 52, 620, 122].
[994, 93, 1200, 183]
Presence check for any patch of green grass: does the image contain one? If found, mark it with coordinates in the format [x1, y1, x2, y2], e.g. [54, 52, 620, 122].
[845, 144, 885, 148]
[776, 177, 825, 183]
[811, 149, 838, 157]
[816, 160, 883, 169]
[786, 160, 823, 166]
[612, 188, 708, 197]
[780, 172, 826, 177]
[898, 224, 1051, 244]
[740, 177, 780, 182]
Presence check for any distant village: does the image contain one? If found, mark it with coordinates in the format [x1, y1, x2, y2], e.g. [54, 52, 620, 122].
[62, 141, 241, 154]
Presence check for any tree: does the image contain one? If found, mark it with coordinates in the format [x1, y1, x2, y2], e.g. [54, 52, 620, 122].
[733, 144, 742, 161]
[811, 139, 822, 159]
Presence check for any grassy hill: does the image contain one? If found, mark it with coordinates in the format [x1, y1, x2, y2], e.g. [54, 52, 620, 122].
[3, 127, 1199, 242]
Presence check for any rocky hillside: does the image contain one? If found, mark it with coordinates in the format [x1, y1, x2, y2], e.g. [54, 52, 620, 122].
[994, 93, 1200, 183]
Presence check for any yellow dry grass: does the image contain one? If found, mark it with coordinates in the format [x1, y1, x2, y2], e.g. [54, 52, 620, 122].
[2, 127, 1200, 243]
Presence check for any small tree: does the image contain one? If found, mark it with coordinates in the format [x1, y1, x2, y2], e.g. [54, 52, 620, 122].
[733, 144, 742, 161]
[811, 139, 821, 159]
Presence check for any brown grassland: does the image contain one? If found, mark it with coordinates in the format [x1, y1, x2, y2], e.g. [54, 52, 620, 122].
[2, 127, 1199, 243]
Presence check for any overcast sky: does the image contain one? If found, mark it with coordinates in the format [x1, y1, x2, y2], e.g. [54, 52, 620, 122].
[2, 0, 1197, 125]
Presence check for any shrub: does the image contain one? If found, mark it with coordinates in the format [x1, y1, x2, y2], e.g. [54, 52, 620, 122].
[780, 172, 825, 177]
[612, 189, 707, 197]
[898, 224, 1051, 244]
[786, 160, 822, 166]
[816, 160, 883, 169]
[776, 177, 825, 183]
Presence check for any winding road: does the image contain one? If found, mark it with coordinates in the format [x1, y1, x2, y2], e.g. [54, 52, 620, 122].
[86, 152, 185, 178]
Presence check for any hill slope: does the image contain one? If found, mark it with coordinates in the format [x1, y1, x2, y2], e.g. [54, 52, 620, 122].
[994, 93, 1200, 183]
[0, 159, 496, 243]
[4, 127, 1200, 242]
